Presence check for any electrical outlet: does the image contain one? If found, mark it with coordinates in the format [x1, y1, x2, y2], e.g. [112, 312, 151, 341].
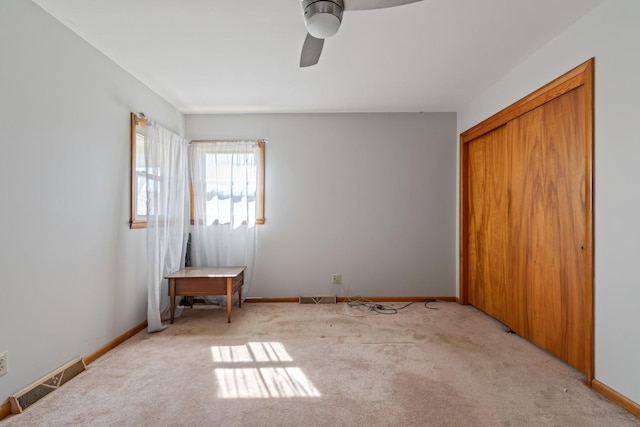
[331, 274, 342, 285]
[0, 351, 7, 376]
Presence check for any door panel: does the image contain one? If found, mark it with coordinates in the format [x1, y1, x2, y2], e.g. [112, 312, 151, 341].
[510, 105, 567, 361]
[467, 127, 510, 324]
[540, 87, 587, 372]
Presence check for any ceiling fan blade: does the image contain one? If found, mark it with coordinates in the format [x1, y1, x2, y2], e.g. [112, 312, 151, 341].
[343, 0, 422, 11]
[300, 33, 324, 67]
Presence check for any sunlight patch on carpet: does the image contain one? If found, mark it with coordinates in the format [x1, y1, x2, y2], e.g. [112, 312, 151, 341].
[211, 342, 321, 398]
[211, 342, 293, 363]
[215, 367, 321, 398]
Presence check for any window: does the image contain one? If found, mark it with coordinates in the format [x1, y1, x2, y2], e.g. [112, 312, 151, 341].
[189, 140, 265, 226]
[129, 113, 148, 229]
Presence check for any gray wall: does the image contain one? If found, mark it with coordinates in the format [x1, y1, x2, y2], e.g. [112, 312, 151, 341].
[0, 0, 184, 401]
[457, 0, 640, 407]
[186, 113, 457, 298]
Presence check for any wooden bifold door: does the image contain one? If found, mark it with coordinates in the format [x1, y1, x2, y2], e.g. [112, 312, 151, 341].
[460, 59, 594, 383]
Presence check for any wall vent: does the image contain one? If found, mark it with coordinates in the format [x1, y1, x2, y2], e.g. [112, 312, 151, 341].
[299, 295, 337, 304]
[10, 358, 86, 414]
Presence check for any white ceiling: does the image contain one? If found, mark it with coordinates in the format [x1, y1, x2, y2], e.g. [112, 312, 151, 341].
[32, 0, 603, 114]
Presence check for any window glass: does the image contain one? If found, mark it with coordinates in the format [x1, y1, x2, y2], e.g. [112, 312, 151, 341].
[130, 113, 147, 229]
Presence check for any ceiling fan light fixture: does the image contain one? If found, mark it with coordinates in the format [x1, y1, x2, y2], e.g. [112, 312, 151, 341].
[307, 13, 341, 38]
[303, 0, 344, 39]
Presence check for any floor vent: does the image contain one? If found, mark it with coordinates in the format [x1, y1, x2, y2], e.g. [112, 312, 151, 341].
[299, 295, 337, 304]
[10, 358, 86, 414]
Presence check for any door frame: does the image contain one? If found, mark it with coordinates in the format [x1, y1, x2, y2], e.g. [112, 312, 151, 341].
[459, 59, 595, 383]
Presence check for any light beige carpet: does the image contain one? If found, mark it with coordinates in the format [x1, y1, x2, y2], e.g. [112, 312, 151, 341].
[2, 301, 639, 426]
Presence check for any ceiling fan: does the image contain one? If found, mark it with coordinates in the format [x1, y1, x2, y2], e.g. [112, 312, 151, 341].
[299, 0, 423, 67]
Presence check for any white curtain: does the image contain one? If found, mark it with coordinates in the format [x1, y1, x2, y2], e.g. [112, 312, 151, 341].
[146, 120, 189, 332]
[189, 141, 259, 306]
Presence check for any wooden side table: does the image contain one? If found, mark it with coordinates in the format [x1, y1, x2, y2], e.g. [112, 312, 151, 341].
[165, 267, 246, 323]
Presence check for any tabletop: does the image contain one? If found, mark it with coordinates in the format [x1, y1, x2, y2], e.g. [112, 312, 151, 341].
[165, 266, 246, 279]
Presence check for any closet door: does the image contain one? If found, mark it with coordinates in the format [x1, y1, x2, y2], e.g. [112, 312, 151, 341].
[467, 126, 512, 324]
[509, 87, 587, 373]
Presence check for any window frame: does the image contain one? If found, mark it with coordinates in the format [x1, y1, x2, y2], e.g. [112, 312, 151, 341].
[189, 140, 266, 226]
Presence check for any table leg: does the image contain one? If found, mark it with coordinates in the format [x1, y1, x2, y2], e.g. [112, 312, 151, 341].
[169, 278, 176, 324]
[238, 284, 242, 308]
[226, 277, 233, 323]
